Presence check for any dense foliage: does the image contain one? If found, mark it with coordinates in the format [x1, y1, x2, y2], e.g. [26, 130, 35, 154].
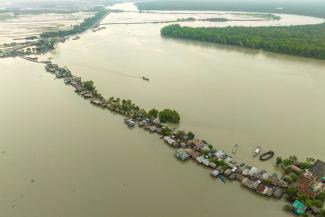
[83, 80, 95, 92]
[40, 10, 107, 38]
[137, 1, 325, 18]
[148, 108, 159, 118]
[159, 109, 181, 124]
[161, 24, 325, 59]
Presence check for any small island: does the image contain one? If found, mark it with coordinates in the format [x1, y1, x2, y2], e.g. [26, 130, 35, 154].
[161, 23, 325, 59]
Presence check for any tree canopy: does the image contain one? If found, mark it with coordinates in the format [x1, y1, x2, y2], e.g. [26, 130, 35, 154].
[83, 80, 96, 92]
[159, 109, 181, 124]
[148, 108, 159, 118]
[161, 23, 325, 59]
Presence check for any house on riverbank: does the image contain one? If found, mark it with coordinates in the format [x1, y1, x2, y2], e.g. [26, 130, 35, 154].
[296, 160, 325, 198]
[309, 160, 325, 179]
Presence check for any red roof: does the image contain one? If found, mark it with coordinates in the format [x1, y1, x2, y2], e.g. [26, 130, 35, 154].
[297, 172, 317, 198]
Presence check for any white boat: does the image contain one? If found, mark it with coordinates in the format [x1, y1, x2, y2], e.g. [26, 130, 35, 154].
[253, 146, 261, 157]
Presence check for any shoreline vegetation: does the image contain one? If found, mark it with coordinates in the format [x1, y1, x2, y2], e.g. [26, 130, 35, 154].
[175, 14, 281, 22]
[161, 24, 325, 59]
[136, 1, 325, 18]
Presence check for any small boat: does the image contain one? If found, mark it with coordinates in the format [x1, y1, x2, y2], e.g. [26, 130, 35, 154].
[142, 76, 150, 81]
[72, 36, 80, 40]
[218, 175, 226, 183]
[260, 151, 274, 161]
[253, 146, 261, 157]
[232, 144, 239, 155]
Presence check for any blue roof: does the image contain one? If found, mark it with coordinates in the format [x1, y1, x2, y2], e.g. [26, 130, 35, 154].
[293, 200, 306, 215]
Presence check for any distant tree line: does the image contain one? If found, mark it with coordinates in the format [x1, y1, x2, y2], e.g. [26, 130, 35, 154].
[161, 24, 325, 59]
[136, 1, 325, 18]
[40, 9, 108, 38]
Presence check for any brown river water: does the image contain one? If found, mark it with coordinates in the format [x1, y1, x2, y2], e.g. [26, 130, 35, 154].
[1, 5, 325, 217]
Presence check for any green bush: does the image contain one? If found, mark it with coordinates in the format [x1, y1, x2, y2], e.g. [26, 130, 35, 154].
[83, 80, 95, 92]
[159, 109, 180, 124]
[148, 108, 159, 118]
[187, 131, 195, 140]
[283, 204, 292, 212]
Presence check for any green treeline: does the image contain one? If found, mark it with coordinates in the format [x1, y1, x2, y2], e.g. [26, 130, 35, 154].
[161, 23, 325, 59]
[136, 1, 325, 18]
[40, 9, 108, 38]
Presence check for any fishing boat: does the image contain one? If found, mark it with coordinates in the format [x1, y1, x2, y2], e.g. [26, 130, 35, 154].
[253, 146, 261, 157]
[142, 76, 150, 81]
[218, 175, 226, 183]
[260, 151, 275, 161]
[232, 144, 239, 155]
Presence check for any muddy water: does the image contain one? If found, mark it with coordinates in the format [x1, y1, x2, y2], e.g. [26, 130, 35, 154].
[1, 6, 325, 217]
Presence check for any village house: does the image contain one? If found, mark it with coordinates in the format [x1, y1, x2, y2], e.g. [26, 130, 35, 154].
[296, 171, 323, 198]
[214, 150, 225, 159]
[191, 139, 205, 151]
[309, 160, 325, 179]
[175, 149, 190, 161]
[185, 149, 201, 159]
[163, 136, 176, 146]
[241, 177, 261, 190]
[296, 160, 325, 198]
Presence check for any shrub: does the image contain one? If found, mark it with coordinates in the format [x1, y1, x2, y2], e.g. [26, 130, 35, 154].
[159, 109, 180, 124]
[187, 131, 195, 140]
[148, 108, 159, 118]
[83, 80, 95, 91]
[283, 204, 292, 212]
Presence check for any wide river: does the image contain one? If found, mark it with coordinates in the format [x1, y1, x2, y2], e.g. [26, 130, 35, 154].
[1, 3, 325, 217]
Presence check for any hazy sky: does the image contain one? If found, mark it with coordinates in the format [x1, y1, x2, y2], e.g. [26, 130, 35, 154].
[1, 0, 324, 8]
